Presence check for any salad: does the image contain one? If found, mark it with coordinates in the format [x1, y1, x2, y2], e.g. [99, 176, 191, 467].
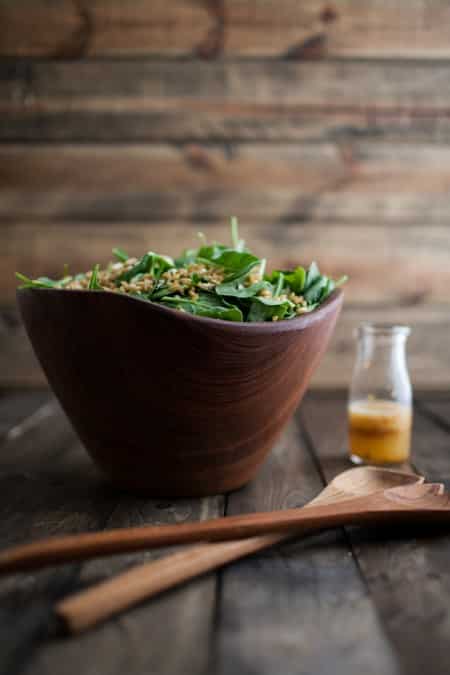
[16, 219, 346, 323]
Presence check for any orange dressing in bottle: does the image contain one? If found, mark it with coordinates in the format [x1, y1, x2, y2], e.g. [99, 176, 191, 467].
[349, 399, 412, 464]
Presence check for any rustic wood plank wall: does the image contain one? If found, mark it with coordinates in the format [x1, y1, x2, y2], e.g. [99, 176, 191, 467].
[1, 0, 449, 388]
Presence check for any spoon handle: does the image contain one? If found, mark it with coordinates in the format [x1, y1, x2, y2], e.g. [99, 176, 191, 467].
[56, 533, 290, 633]
[0, 483, 446, 575]
[56, 480, 354, 633]
[56, 475, 348, 633]
[0, 493, 385, 574]
[56, 482, 443, 634]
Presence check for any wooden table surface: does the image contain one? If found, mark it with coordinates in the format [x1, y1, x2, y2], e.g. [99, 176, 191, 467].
[1, 390, 450, 675]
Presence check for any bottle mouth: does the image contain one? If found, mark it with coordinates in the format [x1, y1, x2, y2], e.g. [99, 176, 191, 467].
[357, 322, 411, 338]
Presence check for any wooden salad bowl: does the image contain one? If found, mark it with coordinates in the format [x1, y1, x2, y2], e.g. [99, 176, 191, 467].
[17, 288, 343, 497]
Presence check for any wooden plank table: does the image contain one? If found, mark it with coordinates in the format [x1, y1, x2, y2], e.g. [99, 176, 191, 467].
[1, 389, 450, 675]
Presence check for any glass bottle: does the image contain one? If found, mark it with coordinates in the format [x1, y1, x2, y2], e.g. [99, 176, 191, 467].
[348, 323, 412, 465]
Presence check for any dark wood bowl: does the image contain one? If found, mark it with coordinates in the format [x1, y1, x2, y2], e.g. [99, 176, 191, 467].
[17, 288, 343, 497]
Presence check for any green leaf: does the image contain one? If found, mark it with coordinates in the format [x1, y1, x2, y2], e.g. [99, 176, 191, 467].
[197, 244, 260, 278]
[215, 251, 268, 298]
[88, 264, 102, 290]
[112, 248, 129, 262]
[197, 244, 229, 262]
[296, 302, 319, 314]
[265, 266, 305, 295]
[318, 274, 347, 302]
[265, 269, 290, 282]
[15, 273, 60, 289]
[230, 216, 245, 252]
[273, 271, 284, 297]
[335, 275, 348, 288]
[285, 266, 306, 294]
[216, 279, 269, 298]
[149, 253, 174, 279]
[304, 261, 320, 289]
[117, 252, 173, 284]
[304, 276, 327, 303]
[247, 295, 294, 322]
[116, 253, 151, 283]
[161, 294, 243, 322]
[320, 278, 335, 302]
[175, 248, 198, 267]
[216, 251, 259, 274]
[150, 282, 171, 300]
[259, 258, 267, 278]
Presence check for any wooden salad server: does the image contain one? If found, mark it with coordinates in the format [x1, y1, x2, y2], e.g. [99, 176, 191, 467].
[55, 467, 429, 633]
[0, 468, 437, 576]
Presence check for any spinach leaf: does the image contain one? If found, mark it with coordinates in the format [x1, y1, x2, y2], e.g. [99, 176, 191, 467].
[304, 276, 327, 303]
[16, 273, 61, 289]
[161, 294, 243, 322]
[247, 296, 294, 323]
[335, 275, 348, 288]
[194, 248, 261, 282]
[320, 278, 335, 302]
[112, 248, 129, 262]
[150, 282, 172, 300]
[273, 271, 284, 297]
[297, 302, 319, 314]
[215, 251, 259, 275]
[266, 266, 305, 295]
[216, 279, 269, 298]
[116, 253, 151, 283]
[304, 261, 320, 289]
[88, 265, 102, 290]
[265, 269, 290, 282]
[220, 258, 261, 284]
[285, 266, 306, 293]
[231, 215, 245, 252]
[117, 252, 173, 284]
[319, 275, 346, 303]
[175, 248, 197, 267]
[215, 253, 269, 298]
[149, 254, 173, 278]
[197, 244, 229, 262]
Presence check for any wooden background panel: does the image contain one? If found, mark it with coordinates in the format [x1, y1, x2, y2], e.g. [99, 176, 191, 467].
[0, 0, 213, 59]
[2, 142, 450, 224]
[1, 1, 450, 59]
[5, 304, 450, 389]
[3, 61, 450, 142]
[2, 1, 450, 388]
[223, 0, 450, 59]
[6, 222, 450, 306]
[3, 60, 449, 109]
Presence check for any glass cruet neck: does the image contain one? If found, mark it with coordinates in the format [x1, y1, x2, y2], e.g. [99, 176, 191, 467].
[358, 323, 411, 339]
[351, 322, 412, 405]
[356, 323, 410, 361]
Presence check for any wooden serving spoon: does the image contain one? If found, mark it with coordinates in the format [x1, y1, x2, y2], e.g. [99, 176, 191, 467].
[68, 482, 445, 544]
[0, 467, 423, 576]
[55, 467, 428, 633]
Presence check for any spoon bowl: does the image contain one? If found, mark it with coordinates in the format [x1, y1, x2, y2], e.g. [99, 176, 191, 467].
[317, 466, 424, 504]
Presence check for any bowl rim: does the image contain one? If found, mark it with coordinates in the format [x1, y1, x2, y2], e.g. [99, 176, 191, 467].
[17, 287, 343, 334]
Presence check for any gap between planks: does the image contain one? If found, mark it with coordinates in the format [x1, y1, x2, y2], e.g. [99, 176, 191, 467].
[300, 392, 450, 675]
[0, 389, 225, 675]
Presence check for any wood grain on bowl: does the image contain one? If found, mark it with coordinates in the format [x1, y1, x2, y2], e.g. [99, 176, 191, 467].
[17, 288, 342, 497]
